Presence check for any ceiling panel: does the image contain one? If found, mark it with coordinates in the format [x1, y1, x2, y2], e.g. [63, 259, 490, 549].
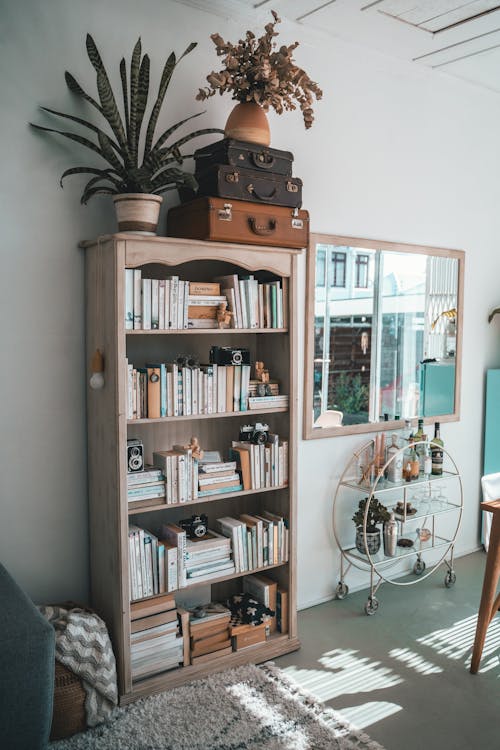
[372, 1, 500, 33]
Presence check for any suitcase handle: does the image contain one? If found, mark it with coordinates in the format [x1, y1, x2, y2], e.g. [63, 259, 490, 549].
[247, 183, 277, 202]
[251, 151, 275, 170]
[248, 216, 277, 236]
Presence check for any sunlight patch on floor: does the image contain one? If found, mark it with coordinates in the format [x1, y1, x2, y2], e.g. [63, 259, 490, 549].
[339, 701, 402, 729]
[416, 614, 500, 671]
[389, 647, 443, 675]
[281, 648, 403, 703]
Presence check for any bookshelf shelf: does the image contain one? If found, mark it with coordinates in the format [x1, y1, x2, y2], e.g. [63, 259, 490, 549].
[128, 406, 288, 425]
[128, 483, 288, 515]
[85, 234, 300, 702]
[126, 328, 288, 335]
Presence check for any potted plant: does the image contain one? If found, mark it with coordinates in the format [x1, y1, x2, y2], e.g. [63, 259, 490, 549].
[30, 35, 222, 234]
[352, 496, 390, 555]
[196, 10, 322, 146]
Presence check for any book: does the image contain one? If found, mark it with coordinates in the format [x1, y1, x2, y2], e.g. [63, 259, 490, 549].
[214, 274, 243, 328]
[133, 269, 142, 329]
[197, 484, 242, 498]
[160, 524, 187, 588]
[230, 445, 252, 490]
[189, 281, 221, 296]
[141, 278, 152, 330]
[190, 637, 231, 658]
[146, 366, 161, 419]
[125, 269, 134, 329]
[276, 587, 288, 634]
[130, 608, 178, 634]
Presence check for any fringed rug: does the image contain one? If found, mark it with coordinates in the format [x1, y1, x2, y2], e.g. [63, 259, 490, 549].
[51, 662, 385, 750]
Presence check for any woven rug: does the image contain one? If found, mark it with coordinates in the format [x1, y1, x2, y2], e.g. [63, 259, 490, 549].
[50, 662, 384, 750]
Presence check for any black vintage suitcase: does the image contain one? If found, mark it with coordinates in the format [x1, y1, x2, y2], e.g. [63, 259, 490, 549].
[194, 138, 293, 177]
[193, 165, 302, 208]
[167, 196, 309, 249]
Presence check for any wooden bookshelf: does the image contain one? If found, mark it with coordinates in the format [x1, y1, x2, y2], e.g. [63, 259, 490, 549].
[84, 234, 301, 703]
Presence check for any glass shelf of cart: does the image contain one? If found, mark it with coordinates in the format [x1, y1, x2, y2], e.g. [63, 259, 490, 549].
[340, 469, 460, 494]
[343, 534, 453, 567]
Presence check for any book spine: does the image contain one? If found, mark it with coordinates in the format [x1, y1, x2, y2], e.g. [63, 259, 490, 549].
[133, 269, 142, 329]
[151, 279, 159, 329]
[125, 269, 134, 329]
[164, 279, 171, 329]
[177, 279, 185, 330]
[159, 279, 165, 330]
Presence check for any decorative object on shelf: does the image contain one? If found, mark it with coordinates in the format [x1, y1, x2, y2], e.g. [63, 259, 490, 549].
[210, 346, 251, 366]
[227, 592, 275, 626]
[188, 436, 204, 461]
[417, 527, 431, 542]
[394, 500, 417, 516]
[179, 514, 208, 539]
[175, 354, 200, 369]
[30, 35, 221, 232]
[397, 538, 414, 548]
[255, 361, 270, 384]
[352, 496, 390, 555]
[216, 301, 233, 329]
[239, 422, 270, 445]
[127, 438, 144, 473]
[89, 348, 105, 390]
[196, 11, 323, 145]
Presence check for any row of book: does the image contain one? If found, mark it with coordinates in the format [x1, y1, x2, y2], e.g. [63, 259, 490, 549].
[130, 594, 183, 680]
[127, 360, 260, 419]
[231, 438, 289, 490]
[124, 271, 286, 330]
[128, 512, 289, 601]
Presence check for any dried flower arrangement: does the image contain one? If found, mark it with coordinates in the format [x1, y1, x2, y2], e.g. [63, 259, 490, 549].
[196, 10, 322, 129]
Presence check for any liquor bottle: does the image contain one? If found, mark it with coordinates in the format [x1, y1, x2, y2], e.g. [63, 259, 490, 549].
[414, 418, 427, 472]
[423, 444, 432, 478]
[400, 419, 412, 449]
[386, 434, 403, 483]
[431, 422, 444, 476]
[410, 439, 420, 480]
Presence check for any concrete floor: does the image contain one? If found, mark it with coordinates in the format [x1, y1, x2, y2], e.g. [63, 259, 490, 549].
[275, 551, 499, 750]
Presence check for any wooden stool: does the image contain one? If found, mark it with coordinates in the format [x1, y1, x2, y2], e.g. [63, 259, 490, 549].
[470, 499, 500, 673]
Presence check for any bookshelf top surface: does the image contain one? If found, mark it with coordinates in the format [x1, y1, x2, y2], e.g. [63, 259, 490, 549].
[79, 234, 304, 255]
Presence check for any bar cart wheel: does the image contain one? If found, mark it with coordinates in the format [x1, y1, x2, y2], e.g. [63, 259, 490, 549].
[444, 570, 456, 588]
[335, 582, 349, 600]
[413, 558, 426, 576]
[364, 596, 379, 616]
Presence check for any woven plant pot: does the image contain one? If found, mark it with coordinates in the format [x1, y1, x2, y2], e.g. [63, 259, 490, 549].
[113, 193, 163, 235]
[50, 661, 86, 740]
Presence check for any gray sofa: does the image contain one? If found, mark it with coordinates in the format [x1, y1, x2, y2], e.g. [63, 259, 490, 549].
[0, 563, 55, 749]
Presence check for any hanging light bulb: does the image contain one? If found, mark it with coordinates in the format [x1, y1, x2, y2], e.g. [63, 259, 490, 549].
[89, 348, 105, 390]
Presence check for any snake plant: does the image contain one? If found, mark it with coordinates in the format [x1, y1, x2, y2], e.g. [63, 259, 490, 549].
[30, 35, 222, 203]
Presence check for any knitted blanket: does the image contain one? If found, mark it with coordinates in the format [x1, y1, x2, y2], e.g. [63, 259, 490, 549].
[40, 605, 118, 727]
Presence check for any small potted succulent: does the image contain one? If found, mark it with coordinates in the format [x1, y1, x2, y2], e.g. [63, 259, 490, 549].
[352, 496, 390, 555]
[30, 35, 222, 233]
[196, 10, 322, 145]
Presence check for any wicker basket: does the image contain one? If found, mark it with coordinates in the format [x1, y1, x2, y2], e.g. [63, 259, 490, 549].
[50, 661, 87, 740]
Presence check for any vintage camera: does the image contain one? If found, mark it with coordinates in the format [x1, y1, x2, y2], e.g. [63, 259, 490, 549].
[179, 514, 208, 539]
[210, 346, 251, 367]
[127, 438, 144, 473]
[239, 422, 269, 445]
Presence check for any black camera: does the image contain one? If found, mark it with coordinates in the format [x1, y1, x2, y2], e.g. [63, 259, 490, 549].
[179, 514, 208, 539]
[210, 346, 251, 366]
[127, 438, 144, 473]
[239, 422, 269, 445]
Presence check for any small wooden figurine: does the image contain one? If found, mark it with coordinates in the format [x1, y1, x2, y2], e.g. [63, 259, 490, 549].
[188, 436, 204, 461]
[217, 302, 233, 329]
[255, 361, 270, 383]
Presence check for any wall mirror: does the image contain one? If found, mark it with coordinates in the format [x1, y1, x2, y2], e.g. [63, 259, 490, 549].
[303, 233, 464, 439]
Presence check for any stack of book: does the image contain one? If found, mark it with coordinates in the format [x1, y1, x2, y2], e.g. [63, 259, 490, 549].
[129, 524, 179, 600]
[127, 466, 165, 509]
[215, 510, 289, 573]
[248, 395, 289, 411]
[184, 531, 235, 584]
[125, 360, 252, 419]
[230, 435, 289, 490]
[124, 271, 230, 331]
[198, 458, 243, 497]
[130, 594, 183, 680]
[214, 274, 286, 329]
[153, 447, 198, 505]
[189, 604, 232, 664]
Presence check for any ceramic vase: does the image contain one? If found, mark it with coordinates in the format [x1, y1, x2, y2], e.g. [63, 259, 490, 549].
[113, 194, 163, 235]
[224, 102, 270, 146]
[355, 526, 381, 555]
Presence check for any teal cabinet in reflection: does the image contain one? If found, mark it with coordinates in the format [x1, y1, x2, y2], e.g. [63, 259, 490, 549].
[419, 361, 455, 416]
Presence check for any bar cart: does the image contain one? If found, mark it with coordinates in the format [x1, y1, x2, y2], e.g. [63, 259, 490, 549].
[332, 438, 463, 615]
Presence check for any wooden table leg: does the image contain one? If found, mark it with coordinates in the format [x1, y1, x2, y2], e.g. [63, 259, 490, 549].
[470, 513, 500, 674]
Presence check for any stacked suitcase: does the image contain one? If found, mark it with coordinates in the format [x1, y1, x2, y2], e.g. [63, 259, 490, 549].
[167, 138, 309, 249]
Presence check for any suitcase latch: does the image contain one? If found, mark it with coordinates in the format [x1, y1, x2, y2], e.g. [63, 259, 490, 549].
[218, 203, 233, 221]
[286, 181, 298, 193]
[225, 172, 239, 183]
[291, 208, 303, 229]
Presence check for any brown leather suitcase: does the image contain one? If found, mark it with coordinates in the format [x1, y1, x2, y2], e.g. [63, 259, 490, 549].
[191, 165, 302, 209]
[194, 138, 293, 177]
[167, 197, 309, 249]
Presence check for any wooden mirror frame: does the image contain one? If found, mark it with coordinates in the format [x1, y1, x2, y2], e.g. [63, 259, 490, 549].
[303, 233, 465, 440]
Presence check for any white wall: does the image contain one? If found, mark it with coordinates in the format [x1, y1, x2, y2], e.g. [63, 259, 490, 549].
[1, 0, 499, 607]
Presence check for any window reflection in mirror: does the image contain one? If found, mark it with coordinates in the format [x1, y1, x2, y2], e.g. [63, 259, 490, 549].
[305, 235, 463, 438]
